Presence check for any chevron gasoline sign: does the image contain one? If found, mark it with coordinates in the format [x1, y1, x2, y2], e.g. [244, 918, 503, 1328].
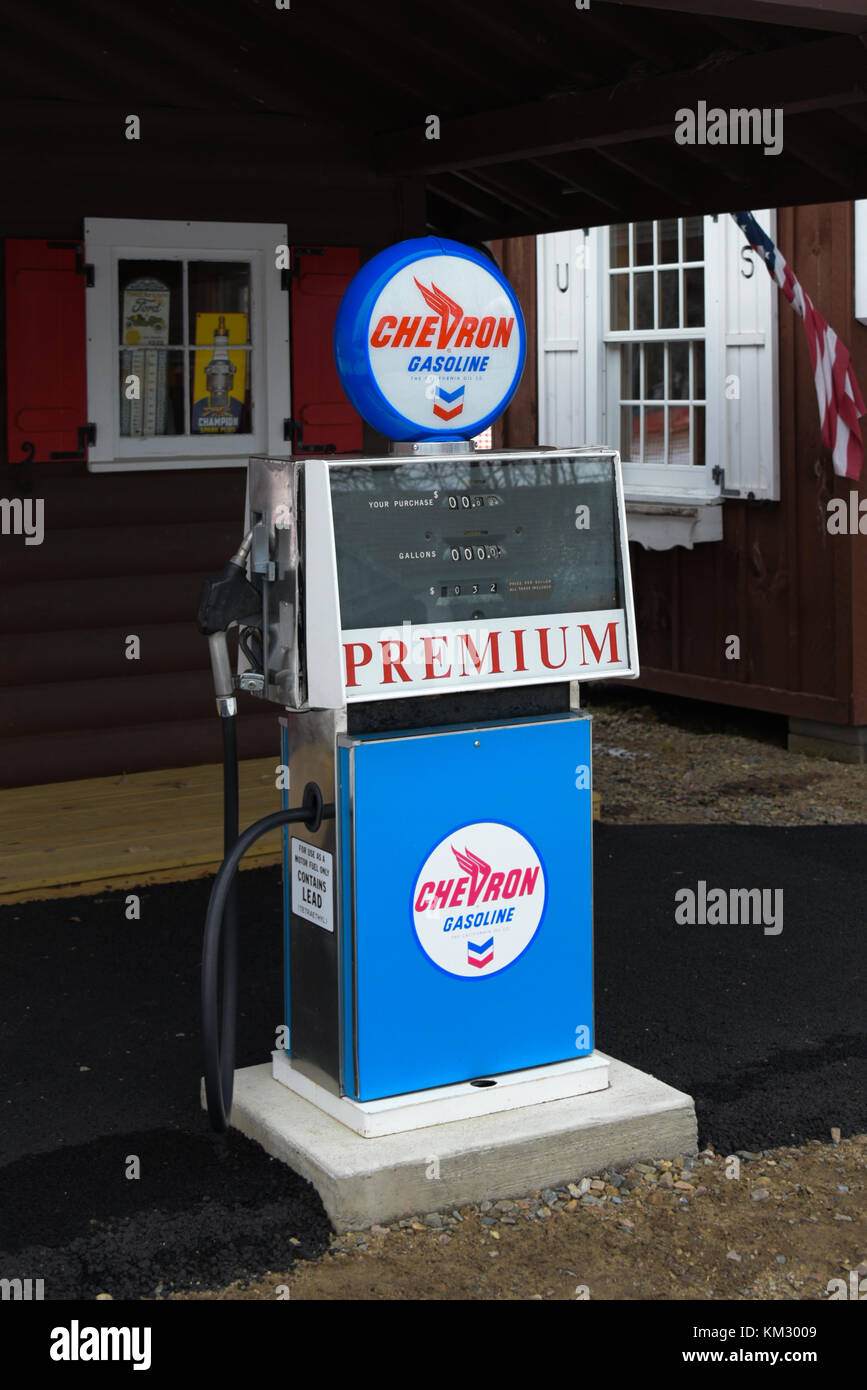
[412, 821, 546, 978]
[334, 237, 526, 441]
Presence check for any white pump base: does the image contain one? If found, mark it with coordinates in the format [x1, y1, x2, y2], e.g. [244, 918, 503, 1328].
[272, 1049, 610, 1139]
[218, 1052, 697, 1231]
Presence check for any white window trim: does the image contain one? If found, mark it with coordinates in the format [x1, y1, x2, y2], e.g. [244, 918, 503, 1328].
[854, 201, 867, 325]
[597, 217, 721, 504]
[84, 218, 289, 472]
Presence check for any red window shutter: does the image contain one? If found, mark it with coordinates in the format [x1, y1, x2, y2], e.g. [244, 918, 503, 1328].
[5, 239, 90, 466]
[289, 246, 363, 454]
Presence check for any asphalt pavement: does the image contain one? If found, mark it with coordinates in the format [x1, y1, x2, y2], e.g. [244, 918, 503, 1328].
[1, 824, 864, 1298]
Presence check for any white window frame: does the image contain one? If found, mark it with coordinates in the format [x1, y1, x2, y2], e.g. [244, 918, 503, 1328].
[854, 201, 867, 325]
[598, 216, 722, 502]
[85, 218, 289, 472]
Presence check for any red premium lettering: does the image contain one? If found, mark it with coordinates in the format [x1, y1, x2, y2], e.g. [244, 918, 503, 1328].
[421, 635, 451, 680]
[344, 641, 373, 687]
[458, 631, 502, 677]
[579, 621, 620, 666]
[537, 625, 569, 670]
[379, 639, 412, 683]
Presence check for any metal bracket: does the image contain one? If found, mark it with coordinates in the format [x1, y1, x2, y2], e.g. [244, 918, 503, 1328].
[283, 418, 336, 454]
[713, 466, 759, 501]
[249, 518, 276, 580]
[50, 423, 96, 461]
[46, 240, 94, 285]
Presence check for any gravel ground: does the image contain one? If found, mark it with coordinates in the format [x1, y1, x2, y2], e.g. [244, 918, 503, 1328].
[583, 685, 867, 826]
[4, 685, 862, 1302]
[176, 1135, 866, 1302]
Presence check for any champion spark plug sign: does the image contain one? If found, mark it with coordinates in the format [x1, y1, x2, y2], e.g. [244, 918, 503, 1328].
[412, 822, 546, 978]
[334, 237, 526, 441]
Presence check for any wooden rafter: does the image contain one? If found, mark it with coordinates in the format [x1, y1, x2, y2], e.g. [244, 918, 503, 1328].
[376, 34, 867, 176]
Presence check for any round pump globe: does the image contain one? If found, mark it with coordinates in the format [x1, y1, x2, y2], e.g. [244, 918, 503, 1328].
[333, 236, 526, 442]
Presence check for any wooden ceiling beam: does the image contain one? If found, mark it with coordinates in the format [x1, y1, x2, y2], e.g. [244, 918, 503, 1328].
[426, 176, 512, 226]
[593, 146, 691, 206]
[376, 34, 867, 175]
[782, 121, 867, 190]
[595, 0, 867, 33]
[455, 166, 565, 222]
[530, 158, 622, 214]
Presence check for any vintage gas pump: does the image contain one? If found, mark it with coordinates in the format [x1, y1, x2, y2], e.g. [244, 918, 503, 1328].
[199, 237, 638, 1135]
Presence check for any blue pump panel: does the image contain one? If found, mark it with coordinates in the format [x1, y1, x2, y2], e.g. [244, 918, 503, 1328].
[338, 713, 593, 1101]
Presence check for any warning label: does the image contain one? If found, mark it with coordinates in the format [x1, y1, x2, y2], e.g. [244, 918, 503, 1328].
[291, 839, 334, 933]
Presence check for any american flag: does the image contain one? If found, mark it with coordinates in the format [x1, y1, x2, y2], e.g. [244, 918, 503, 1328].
[731, 211, 865, 481]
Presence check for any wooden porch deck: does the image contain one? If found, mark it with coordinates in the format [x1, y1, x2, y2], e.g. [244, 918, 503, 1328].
[0, 760, 602, 906]
[0, 758, 284, 905]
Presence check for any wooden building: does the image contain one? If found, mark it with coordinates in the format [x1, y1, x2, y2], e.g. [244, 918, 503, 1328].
[2, 0, 866, 786]
[497, 201, 867, 760]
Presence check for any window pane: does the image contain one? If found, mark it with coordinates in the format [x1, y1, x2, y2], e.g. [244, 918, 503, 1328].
[610, 224, 630, 269]
[693, 405, 706, 466]
[658, 270, 679, 329]
[669, 342, 689, 399]
[188, 262, 251, 342]
[634, 221, 654, 266]
[118, 263, 182, 345]
[658, 218, 679, 265]
[191, 330, 251, 434]
[669, 405, 690, 464]
[610, 273, 629, 329]
[693, 341, 705, 400]
[621, 344, 640, 399]
[685, 268, 705, 327]
[620, 405, 640, 460]
[646, 342, 664, 400]
[684, 216, 703, 262]
[644, 407, 665, 464]
[119, 348, 183, 437]
[633, 271, 653, 330]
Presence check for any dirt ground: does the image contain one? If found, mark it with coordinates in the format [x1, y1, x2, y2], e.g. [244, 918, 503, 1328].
[584, 685, 867, 826]
[177, 1135, 865, 1301]
[180, 687, 866, 1302]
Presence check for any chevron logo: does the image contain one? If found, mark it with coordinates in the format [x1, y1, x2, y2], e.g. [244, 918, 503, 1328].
[433, 383, 465, 422]
[467, 937, 494, 969]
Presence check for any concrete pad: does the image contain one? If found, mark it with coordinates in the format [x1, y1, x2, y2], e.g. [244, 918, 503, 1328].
[223, 1053, 697, 1231]
[271, 1049, 611, 1137]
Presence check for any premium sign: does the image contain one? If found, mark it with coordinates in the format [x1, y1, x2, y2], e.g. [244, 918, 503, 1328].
[342, 609, 628, 697]
[334, 236, 526, 441]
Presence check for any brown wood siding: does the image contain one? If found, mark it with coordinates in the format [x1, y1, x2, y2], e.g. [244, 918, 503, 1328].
[0, 456, 273, 787]
[0, 177, 424, 787]
[498, 203, 866, 726]
[489, 237, 537, 451]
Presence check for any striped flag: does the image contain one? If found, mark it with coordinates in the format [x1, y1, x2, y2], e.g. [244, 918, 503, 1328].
[731, 211, 865, 481]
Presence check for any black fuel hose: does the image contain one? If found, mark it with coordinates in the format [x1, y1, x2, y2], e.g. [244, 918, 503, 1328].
[201, 778, 334, 1132]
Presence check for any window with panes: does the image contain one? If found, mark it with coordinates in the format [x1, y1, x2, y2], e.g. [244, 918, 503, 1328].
[607, 217, 706, 469]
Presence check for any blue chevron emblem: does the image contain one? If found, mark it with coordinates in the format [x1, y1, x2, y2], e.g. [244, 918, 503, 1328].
[435, 384, 465, 404]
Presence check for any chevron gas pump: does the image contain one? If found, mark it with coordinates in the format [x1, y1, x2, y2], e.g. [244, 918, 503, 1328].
[199, 237, 638, 1135]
